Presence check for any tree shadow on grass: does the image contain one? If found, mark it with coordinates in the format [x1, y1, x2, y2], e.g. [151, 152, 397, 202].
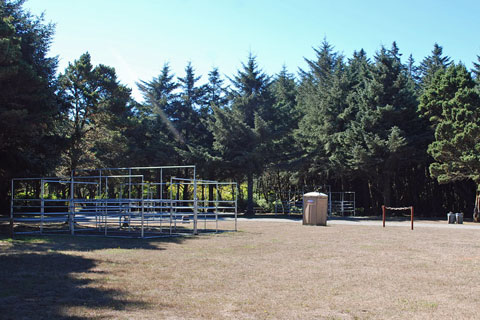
[0, 252, 147, 319]
[5, 233, 186, 252]
[0, 220, 188, 252]
[0, 225, 194, 319]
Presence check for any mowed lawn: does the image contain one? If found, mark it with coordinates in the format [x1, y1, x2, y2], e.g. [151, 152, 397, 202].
[1, 220, 480, 319]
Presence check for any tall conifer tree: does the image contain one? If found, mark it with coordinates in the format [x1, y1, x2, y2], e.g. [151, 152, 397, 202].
[419, 64, 480, 190]
[211, 54, 272, 214]
[419, 43, 451, 89]
[0, 0, 59, 207]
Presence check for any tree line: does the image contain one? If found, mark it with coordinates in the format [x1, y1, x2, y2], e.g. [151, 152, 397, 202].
[1, 0, 480, 216]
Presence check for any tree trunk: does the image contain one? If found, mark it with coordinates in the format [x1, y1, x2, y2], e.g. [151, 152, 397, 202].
[382, 174, 392, 208]
[474, 188, 480, 222]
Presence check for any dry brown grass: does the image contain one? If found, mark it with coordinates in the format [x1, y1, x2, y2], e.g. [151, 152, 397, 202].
[1, 220, 480, 319]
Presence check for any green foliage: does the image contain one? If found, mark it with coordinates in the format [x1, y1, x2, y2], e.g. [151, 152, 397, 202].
[419, 43, 451, 90]
[211, 54, 273, 214]
[57, 52, 132, 173]
[343, 44, 424, 205]
[296, 40, 348, 180]
[0, 0, 59, 208]
[472, 55, 480, 86]
[420, 64, 480, 188]
[134, 63, 181, 165]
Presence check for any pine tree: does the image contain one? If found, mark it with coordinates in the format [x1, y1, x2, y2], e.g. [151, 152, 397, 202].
[419, 43, 451, 89]
[419, 64, 480, 189]
[270, 66, 298, 165]
[472, 55, 480, 84]
[343, 44, 421, 207]
[347, 49, 371, 89]
[205, 67, 228, 110]
[0, 0, 59, 208]
[229, 53, 273, 127]
[176, 62, 211, 169]
[406, 54, 420, 86]
[135, 63, 181, 165]
[212, 54, 273, 215]
[300, 39, 339, 88]
[57, 53, 132, 173]
[296, 40, 347, 182]
[199, 67, 228, 179]
[138, 63, 179, 118]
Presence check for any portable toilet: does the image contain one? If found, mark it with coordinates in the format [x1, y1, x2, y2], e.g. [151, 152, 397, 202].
[303, 192, 328, 226]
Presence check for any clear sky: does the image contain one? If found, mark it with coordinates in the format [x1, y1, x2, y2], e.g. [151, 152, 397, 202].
[24, 0, 480, 101]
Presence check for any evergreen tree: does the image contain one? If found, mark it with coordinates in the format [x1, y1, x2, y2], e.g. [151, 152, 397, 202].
[419, 64, 480, 190]
[300, 39, 339, 88]
[205, 67, 228, 110]
[347, 49, 371, 88]
[229, 53, 273, 126]
[0, 0, 59, 208]
[270, 66, 299, 165]
[296, 40, 347, 182]
[176, 62, 206, 137]
[138, 63, 179, 118]
[199, 67, 228, 179]
[135, 63, 181, 165]
[472, 55, 480, 84]
[57, 53, 132, 173]
[343, 44, 421, 207]
[258, 67, 299, 208]
[212, 54, 273, 214]
[406, 54, 420, 86]
[419, 43, 451, 89]
[176, 62, 212, 171]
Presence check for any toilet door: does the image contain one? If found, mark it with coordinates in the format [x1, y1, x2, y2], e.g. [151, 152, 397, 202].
[306, 198, 316, 224]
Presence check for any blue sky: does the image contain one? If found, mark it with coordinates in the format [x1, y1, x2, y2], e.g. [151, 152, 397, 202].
[25, 0, 480, 101]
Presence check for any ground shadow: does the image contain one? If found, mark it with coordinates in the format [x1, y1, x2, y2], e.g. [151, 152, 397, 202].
[0, 223, 193, 318]
[0, 251, 147, 319]
[0, 221, 191, 252]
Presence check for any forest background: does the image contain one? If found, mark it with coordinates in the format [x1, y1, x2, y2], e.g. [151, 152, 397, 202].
[1, 0, 480, 217]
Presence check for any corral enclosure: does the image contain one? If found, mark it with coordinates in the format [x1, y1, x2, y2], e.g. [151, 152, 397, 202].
[10, 165, 237, 238]
[1, 219, 480, 319]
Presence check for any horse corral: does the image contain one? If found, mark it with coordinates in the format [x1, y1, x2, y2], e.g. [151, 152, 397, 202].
[9, 165, 237, 238]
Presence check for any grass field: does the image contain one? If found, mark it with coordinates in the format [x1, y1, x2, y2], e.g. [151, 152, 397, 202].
[1, 219, 480, 319]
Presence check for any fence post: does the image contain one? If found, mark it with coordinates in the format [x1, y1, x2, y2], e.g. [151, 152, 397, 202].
[215, 182, 219, 233]
[141, 178, 144, 238]
[234, 183, 238, 232]
[382, 205, 385, 228]
[411, 206, 414, 230]
[70, 174, 75, 235]
[193, 174, 198, 235]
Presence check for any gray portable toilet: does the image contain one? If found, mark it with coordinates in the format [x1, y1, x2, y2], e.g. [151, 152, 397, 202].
[303, 192, 328, 226]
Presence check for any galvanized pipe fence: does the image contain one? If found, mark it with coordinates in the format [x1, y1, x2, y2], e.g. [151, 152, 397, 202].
[10, 165, 237, 238]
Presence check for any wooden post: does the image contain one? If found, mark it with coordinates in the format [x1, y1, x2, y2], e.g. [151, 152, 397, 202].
[382, 205, 385, 228]
[411, 206, 414, 230]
